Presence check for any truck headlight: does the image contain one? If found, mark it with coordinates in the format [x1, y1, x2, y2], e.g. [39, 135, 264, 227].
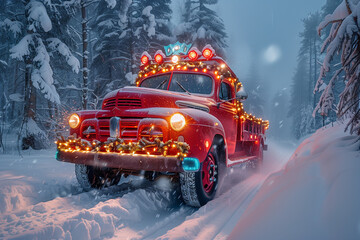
[69, 113, 80, 128]
[170, 113, 186, 131]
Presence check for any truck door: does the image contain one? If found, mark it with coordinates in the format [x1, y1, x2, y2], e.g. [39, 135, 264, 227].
[212, 80, 237, 154]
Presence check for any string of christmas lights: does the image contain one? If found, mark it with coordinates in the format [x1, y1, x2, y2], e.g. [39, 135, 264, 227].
[56, 136, 190, 160]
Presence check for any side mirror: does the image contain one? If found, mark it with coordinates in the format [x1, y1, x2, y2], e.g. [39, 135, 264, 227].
[236, 87, 248, 101]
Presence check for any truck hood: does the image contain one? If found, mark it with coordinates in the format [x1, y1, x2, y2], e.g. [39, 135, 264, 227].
[102, 87, 215, 112]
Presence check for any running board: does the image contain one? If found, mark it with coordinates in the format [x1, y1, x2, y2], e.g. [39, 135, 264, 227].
[227, 155, 257, 167]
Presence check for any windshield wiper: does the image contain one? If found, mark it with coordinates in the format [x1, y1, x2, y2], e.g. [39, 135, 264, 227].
[156, 78, 168, 89]
[176, 81, 191, 95]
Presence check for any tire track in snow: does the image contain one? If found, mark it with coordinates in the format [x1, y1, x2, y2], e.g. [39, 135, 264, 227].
[150, 170, 263, 240]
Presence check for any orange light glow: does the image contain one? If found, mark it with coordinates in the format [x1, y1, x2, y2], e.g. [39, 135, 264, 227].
[205, 140, 209, 148]
[141, 55, 149, 65]
[194, 68, 198, 72]
[154, 54, 163, 64]
[170, 113, 186, 131]
[69, 114, 80, 129]
[188, 50, 198, 61]
[202, 48, 213, 59]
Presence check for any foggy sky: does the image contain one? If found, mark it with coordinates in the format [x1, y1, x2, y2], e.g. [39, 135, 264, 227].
[217, 0, 325, 96]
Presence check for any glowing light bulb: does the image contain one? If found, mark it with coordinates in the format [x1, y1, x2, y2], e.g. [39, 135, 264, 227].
[171, 55, 179, 64]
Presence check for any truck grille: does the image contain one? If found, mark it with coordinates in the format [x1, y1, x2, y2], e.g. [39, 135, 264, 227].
[103, 98, 142, 109]
[97, 118, 141, 142]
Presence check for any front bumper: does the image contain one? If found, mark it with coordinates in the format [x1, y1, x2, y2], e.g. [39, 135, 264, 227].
[56, 150, 184, 172]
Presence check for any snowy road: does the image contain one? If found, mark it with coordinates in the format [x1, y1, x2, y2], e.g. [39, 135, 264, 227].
[0, 140, 294, 239]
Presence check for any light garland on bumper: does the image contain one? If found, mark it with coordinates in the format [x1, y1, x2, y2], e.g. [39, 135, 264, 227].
[56, 136, 190, 160]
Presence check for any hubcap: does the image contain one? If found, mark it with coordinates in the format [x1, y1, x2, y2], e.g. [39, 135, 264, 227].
[202, 153, 217, 193]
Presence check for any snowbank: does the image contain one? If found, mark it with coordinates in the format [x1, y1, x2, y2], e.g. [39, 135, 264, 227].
[229, 122, 360, 240]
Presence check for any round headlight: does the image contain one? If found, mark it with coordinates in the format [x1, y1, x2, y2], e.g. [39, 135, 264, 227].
[170, 113, 186, 131]
[69, 113, 80, 129]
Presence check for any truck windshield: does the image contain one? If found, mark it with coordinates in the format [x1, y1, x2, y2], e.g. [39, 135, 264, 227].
[140, 73, 213, 95]
[169, 73, 213, 95]
[140, 74, 170, 90]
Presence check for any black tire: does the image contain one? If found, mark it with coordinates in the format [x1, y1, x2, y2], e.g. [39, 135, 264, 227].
[179, 147, 219, 207]
[75, 164, 121, 190]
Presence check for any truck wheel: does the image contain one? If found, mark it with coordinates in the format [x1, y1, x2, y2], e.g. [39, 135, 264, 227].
[75, 164, 121, 190]
[179, 148, 219, 207]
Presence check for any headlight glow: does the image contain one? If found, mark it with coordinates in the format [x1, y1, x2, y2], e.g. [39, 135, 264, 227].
[170, 113, 186, 131]
[69, 113, 80, 129]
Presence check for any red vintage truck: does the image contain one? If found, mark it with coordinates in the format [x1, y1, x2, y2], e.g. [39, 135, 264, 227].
[56, 42, 269, 207]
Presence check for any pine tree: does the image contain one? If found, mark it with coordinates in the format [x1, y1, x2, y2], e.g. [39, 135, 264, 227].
[9, 0, 79, 149]
[175, 0, 228, 58]
[92, 0, 173, 100]
[0, 1, 22, 152]
[312, 0, 344, 125]
[288, 12, 323, 139]
[315, 0, 360, 135]
[299, 12, 323, 129]
[288, 58, 310, 139]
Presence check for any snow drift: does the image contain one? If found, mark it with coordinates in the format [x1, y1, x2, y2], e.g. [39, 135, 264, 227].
[229, 122, 360, 240]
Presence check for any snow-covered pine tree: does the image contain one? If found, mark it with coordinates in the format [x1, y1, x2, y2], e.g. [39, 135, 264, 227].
[0, 1, 24, 152]
[321, 0, 345, 125]
[310, 0, 345, 126]
[9, 0, 79, 150]
[92, 0, 132, 100]
[92, 0, 173, 101]
[288, 58, 312, 139]
[288, 12, 324, 139]
[175, 0, 228, 58]
[315, 0, 360, 135]
[119, 0, 173, 76]
[299, 12, 323, 129]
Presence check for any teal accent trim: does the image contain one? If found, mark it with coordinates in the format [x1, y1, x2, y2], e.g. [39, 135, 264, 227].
[164, 42, 192, 56]
[182, 157, 200, 172]
[55, 150, 59, 160]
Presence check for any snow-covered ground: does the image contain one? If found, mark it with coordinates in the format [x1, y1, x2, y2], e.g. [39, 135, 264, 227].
[229, 123, 360, 240]
[3, 123, 358, 240]
[0, 138, 292, 239]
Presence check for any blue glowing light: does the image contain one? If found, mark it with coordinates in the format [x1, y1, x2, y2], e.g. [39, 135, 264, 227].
[164, 42, 192, 56]
[55, 150, 59, 160]
[182, 157, 200, 172]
